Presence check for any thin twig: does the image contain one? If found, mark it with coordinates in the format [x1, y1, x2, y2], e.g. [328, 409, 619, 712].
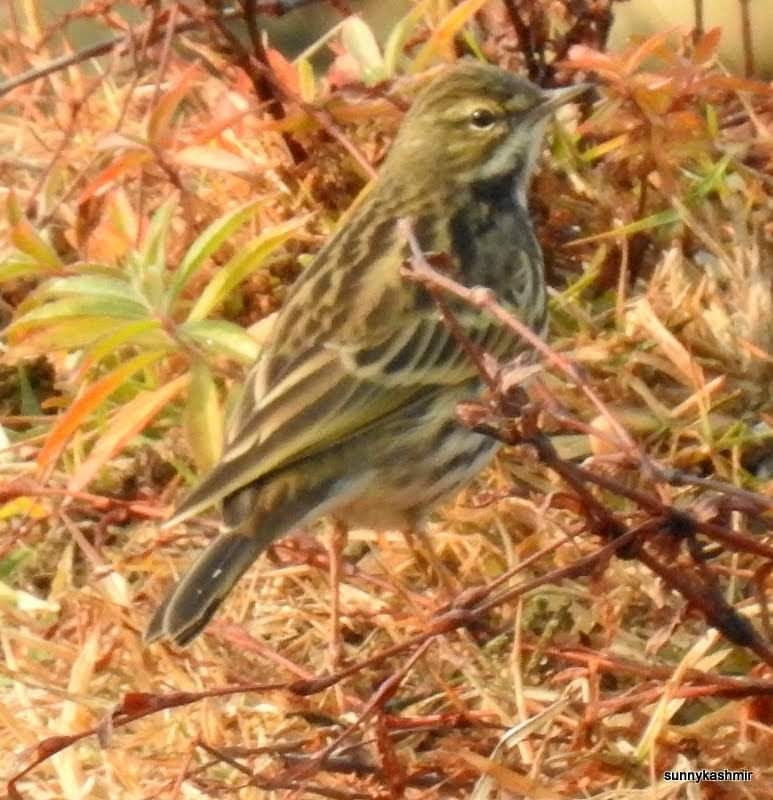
[398, 218, 643, 461]
[0, 1, 322, 98]
[738, 0, 755, 77]
[501, 0, 540, 81]
[396, 217, 773, 666]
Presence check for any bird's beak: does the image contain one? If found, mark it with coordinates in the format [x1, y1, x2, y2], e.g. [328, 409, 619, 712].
[534, 82, 593, 118]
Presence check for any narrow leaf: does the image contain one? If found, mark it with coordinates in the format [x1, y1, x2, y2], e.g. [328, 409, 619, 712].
[6, 318, 126, 357]
[10, 296, 148, 331]
[692, 27, 721, 65]
[342, 17, 385, 85]
[139, 196, 177, 273]
[568, 209, 679, 246]
[146, 64, 199, 145]
[184, 361, 223, 473]
[174, 146, 253, 174]
[68, 375, 189, 493]
[297, 58, 316, 103]
[75, 319, 168, 380]
[180, 319, 260, 363]
[138, 196, 177, 307]
[168, 198, 262, 303]
[411, 0, 490, 71]
[36, 350, 166, 472]
[384, 0, 433, 77]
[38, 275, 145, 304]
[78, 150, 151, 206]
[0, 257, 57, 283]
[622, 29, 676, 74]
[6, 193, 62, 269]
[266, 47, 300, 95]
[186, 217, 306, 322]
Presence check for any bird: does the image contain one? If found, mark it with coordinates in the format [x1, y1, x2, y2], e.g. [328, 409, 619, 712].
[146, 61, 588, 647]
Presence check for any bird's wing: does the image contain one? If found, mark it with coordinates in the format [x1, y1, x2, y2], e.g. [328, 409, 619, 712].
[166, 261, 489, 527]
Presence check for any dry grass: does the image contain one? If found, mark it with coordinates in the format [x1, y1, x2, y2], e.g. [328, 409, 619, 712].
[1, 1, 773, 798]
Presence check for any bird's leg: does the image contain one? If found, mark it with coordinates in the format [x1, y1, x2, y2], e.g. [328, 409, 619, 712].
[402, 527, 460, 598]
[326, 517, 348, 670]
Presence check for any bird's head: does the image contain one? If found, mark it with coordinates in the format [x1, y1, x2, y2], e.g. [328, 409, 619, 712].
[385, 62, 590, 200]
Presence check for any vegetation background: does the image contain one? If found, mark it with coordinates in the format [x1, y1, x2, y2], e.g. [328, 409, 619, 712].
[1, 1, 772, 798]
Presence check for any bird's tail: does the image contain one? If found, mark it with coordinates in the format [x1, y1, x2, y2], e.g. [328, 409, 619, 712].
[144, 527, 269, 646]
[145, 463, 356, 646]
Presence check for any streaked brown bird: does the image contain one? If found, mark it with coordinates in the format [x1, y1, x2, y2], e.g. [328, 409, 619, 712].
[146, 62, 588, 646]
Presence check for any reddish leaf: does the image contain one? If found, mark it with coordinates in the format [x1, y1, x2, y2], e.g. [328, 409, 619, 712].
[266, 47, 299, 95]
[411, 0, 490, 71]
[67, 375, 188, 493]
[36, 350, 166, 473]
[146, 63, 200, 146]
[564, 45, 623, 79]
[692, 27, 722, 65]
[622, 29, 678, 75]
[78, 150, 150, 205]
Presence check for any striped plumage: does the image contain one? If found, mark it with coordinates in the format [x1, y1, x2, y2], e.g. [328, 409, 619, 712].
[147, 62, 587, 646]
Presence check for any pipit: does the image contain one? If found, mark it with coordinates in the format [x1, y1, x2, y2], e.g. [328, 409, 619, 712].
[147, 62, 588, 646]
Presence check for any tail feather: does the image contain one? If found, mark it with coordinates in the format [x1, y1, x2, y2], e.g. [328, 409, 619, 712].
[146, 464, 359, 646]
[145, 530, 266, 646]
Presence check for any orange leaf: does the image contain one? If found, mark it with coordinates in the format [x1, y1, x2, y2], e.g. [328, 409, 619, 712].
[412, 0, 490, 71]
[702, 74, 773, 95]
[266, 47, 300, 95]
[191, 109, 250, 146]
[563, 45, 623, 80]
[458, 749, 558, 798]
[78, 150, 150, 205]
[692, 27, 722, 65]
[622, 29, 677, 74]
[67, 375, 188, 492]
[147, 63, 200, 146]
[174, 145, 254, 174]
[36, 350, 166, 473]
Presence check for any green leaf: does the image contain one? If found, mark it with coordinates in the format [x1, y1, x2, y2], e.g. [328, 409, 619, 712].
[11, 296, 148, 330]
[571, 156, 733, 247]
[570, 208, 679, 245]
[342, 17, 385, 85]
[297, 58, 316, 103]
[0, 256, 58, 283]
[183, 361, 223, 473]
[9, 219, 62, 269]
[6, 192, 62, 269]
[7, 318, 127, 355]
[383, 0, 431, 77]
[186, 216, 306, 322]
[17, 364, 42, 416]
[0, 547, 32, 579]
[692, 152, 732, 197]
[80, 319, 168, 369]
[180, 319, 260, 363]
[168, 199, 262, 305]
[138, 197, 177, 305]
[37, 275, 146, 305]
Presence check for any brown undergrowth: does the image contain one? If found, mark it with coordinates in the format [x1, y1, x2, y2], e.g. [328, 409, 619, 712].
[1, 1, 772, 797]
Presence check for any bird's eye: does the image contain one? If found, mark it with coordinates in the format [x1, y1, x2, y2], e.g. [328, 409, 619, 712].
[470, 108, 497, 129]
